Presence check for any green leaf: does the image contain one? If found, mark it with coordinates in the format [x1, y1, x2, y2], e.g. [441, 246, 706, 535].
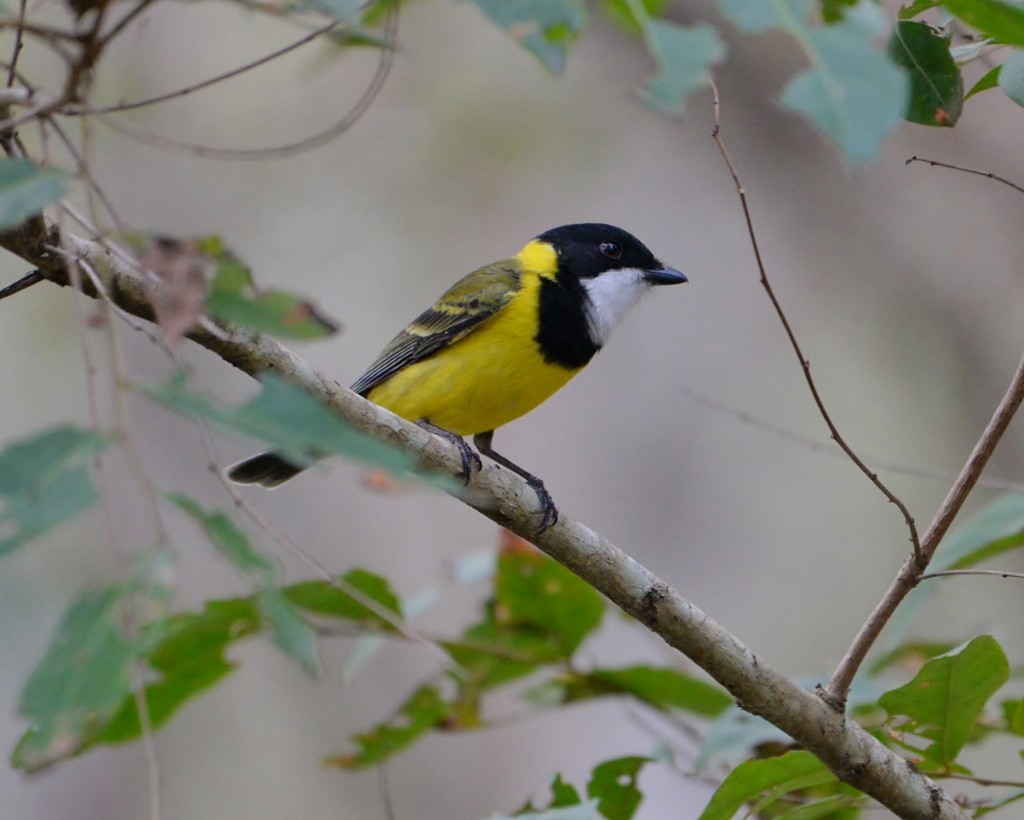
[94, 608, 240, 744]
[550, 772, 583, 807]
[0, 158, 68, 230]
[144, 371, 414, 475]
[168, 493, 275, 582]
[888, 20, 963, 125]
[780, 20, 910, 163]
[495, 551, 604, 655]
[329, 685, 450, 768]
[822, 0, 858, 23]
[967, 64, 1002, 98]
[976, 790, 1024, 817]
[698, 750, 836, 820]
[555, 665, 731, 717]
[0, 426, 109, 558]
[602, 0, 669, 33]
[586, 756, 651, 820]
[943, 0, 1024, 47]
[878, 636, 1010, 767]
[643, 20, 727, 115]
[285, 569, 402, 628]
[472, 0, 587, 73]
[206, 256, 338, 339]
[997, 48, 1024, 106]
[257, 586, 320, 676]
[13, 586, 137, 771]
[1001, 697, 1024, 736]
[773, 792, 862, 818]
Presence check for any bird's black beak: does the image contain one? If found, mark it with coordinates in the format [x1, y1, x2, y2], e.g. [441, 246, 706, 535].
[644, 266, 687, 286]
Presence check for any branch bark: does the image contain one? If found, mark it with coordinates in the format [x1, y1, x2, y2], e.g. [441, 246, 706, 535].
[0, 225, 968, 819]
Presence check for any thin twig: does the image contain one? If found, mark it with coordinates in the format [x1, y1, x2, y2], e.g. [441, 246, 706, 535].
[826, 347, 1024, 707]
[6, 0, 27, 89]
[907, 155, 1024, 196]
[680, 385, 1024, 492]
[919, 569, 1024, 581]
[95, 6, 397, 161]
[708, 78, 922, 561]
[0, 268, 43, 299]
[72, 19, 345, 116]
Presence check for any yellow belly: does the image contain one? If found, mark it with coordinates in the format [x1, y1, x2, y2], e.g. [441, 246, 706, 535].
[364, 283, 580, 435]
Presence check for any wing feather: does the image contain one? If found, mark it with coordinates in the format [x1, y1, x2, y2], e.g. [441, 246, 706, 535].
[351, 260, 521, 396]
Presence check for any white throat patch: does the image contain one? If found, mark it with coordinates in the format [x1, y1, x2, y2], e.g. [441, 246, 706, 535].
[581, 267, 650, 346]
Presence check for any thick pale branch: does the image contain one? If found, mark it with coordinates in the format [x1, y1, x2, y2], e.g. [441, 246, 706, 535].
[0, 227, 967, 819]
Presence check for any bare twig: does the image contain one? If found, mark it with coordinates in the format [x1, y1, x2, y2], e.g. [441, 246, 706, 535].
[919, 569, 1024, 581]
[907, 155, 1024, 196]
[6, 0, 27, 89]
[72, 19, 345, 116]
[95, 6, 397, 161]
[708, 79, 922, 561]
[680, 385, 1024, 492]
[826, 348, 1024, 707]
[0, 268, 43, 299]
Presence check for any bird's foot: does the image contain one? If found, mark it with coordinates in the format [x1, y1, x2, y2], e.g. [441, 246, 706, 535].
[524, 474, 558, 533]
[417, 420, 481, 484]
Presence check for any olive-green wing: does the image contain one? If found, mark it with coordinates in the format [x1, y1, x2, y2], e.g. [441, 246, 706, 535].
[350, 259, 522, 396]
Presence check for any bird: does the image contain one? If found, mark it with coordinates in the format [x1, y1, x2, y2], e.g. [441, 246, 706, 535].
[228, 223, 686, 531]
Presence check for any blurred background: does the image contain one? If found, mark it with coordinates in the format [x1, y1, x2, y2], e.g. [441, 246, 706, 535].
[2, 1, 1024, 817]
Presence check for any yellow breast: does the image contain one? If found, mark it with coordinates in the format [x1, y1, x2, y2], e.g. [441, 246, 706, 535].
[364, 267, 581, 436]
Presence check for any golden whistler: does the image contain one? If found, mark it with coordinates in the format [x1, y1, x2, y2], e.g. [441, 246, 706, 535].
[229, 223, 686, 531]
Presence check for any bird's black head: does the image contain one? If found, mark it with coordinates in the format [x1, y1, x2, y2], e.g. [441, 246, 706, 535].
[535, 223, 681, 283]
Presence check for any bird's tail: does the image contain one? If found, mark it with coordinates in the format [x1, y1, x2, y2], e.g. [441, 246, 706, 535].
[227, 451, 307, 488]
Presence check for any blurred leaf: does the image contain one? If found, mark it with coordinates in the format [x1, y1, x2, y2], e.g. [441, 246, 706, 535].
[888, 20, 963, 125]
[780, 20, 909, 162]
[327, 685, 450, 768]
[586, 756, 651, 820]
[898, 1, 940, 20]
[967, 64, 1001, 98]
[935, 494, 1024, 570]
[0, 426, 108, 558]
[997, 48, 1024, 106]
[554, 665, 731, 717]
[304, 0, 362, 19]
[472, 0, 586, 73]
[943, 0, 1024, 46]
[494, 550, 604, 655]
[602, 0, 668, 33]
[206, 254, 338, 339]
[0, 158, 68, 230]
[698, 750, 836, 820]
[642, 20, 726, 115]
[878, 636, 1009, 767]
[285, 569, 402, 629]
[144, 371, 413, 475]
[257, 586, 320, 676]
[168, 493, 275, 582]
[822, 0, 858, 23]
[869, 641, 956, 675]
[549, 773, 583, 807]
[94, 607, 241, 744]
[1001, 697, 1024, 736]
[13, 586, 137, 771]
[697, 707, 790, 769]
[976, 790, 1024, 816]
[448, 619, 562, 691]
[717, 0, 801, 32]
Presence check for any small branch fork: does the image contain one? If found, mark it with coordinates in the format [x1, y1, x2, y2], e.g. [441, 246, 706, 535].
[710, 77, 1024, 713]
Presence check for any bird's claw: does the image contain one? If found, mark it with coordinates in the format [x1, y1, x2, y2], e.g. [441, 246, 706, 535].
[525, 475, 558, 533]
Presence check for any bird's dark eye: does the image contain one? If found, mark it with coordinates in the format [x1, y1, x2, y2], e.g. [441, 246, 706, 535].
[599, 241, 622, 259]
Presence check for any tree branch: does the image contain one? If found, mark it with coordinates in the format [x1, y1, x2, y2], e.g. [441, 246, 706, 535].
[0, 221, 968, 818]
[825, 348, 1024, 706]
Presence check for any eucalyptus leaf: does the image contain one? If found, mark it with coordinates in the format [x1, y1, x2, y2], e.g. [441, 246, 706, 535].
[943, 0, 1024, 47]
[888, 20, 963, 125]
[471, 0, 586, 73]
[643, 20, 726, 115]
[997, 48, 1024, 106]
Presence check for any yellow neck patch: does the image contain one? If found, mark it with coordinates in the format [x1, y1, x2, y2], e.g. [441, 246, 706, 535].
[515, 239, 559, 281]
